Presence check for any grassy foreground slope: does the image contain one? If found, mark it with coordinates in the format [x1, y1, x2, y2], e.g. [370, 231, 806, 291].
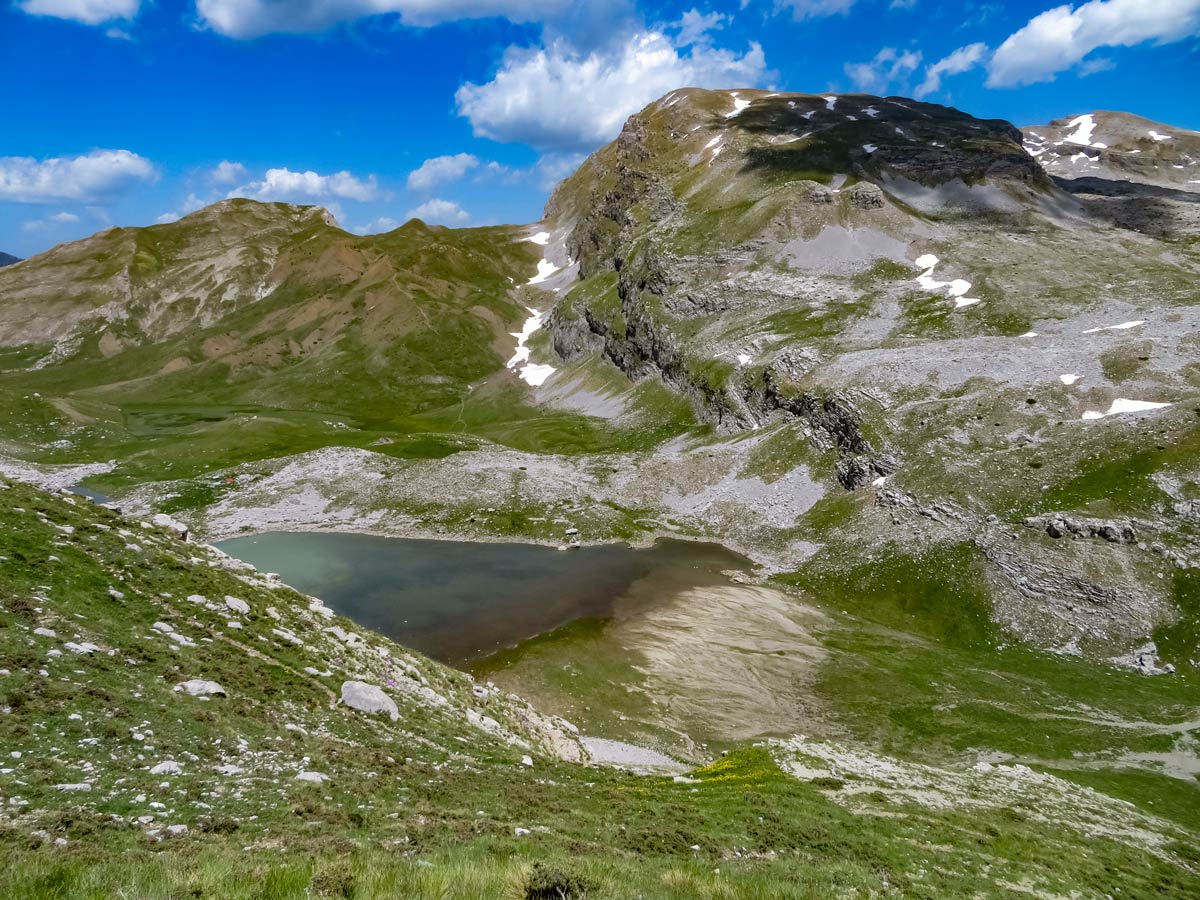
[2, 478, 1198, 899]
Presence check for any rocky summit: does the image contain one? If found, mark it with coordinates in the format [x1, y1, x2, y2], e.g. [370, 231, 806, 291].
[1, 89, 1199, 899]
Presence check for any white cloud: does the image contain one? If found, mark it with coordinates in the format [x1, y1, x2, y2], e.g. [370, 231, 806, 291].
[0, 149, 156, 203]
[456, 31, 769, 152]
[21, 211, 80, 231]
[988, 0, 1200, 87]
[915, 42, 988, 98]
[673, 8, 728, 45]
[354, 216, 402, 234]
[229, 168, 379, 202]
[774, 0, 857, 20]
[406, 198, 470, 225]
[194, 0, 567, 39]
[843, 47, 922, 94]
[17, 0, 139, 24]
[155, 193, 207, 225]
[407, 153, 479, 191]
[210, 161, 248, 184]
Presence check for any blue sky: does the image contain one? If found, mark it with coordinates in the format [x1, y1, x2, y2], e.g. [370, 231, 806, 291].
[2, 0, 1198, 257]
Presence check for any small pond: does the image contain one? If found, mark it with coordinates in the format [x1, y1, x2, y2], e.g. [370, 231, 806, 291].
[216, 531, 750, 666]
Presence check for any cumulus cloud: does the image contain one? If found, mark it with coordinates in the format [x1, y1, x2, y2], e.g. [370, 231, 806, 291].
[988, 0, 1200, 87]
[673, 8, 728, 45]
[21, 211, 81, 231]
[194, 0, 569, 39]
[915, 42, 989, 98]
[17, 0, 139, 24]
[0, 149, 156, 203]
[407, 153, 479, 191]
[456, 31, 769, 152]
[774, 0, 857, 20]
[229, 168, 379, 202]
[154, 193, 207, 225]
[843, 47, 922, 94]
[406, 198, 469, 224]
[210, 160, 248, 185]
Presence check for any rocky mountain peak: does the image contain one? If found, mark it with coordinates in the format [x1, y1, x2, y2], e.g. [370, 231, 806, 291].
[1022, 110, 1200, 192]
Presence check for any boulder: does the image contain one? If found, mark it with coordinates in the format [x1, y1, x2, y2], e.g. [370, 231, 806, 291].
[224, 596, 250, 615]
[174, 679, 226, 697]
[340, 681, 399, 721]
[846, 182, 885, 209]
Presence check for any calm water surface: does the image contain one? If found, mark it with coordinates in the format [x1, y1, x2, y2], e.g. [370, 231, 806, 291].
[216, 532, 749, 665]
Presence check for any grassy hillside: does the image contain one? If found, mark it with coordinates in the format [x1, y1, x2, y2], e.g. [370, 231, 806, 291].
[2, 478, 1198, 899]
[0, 203, 697, 494]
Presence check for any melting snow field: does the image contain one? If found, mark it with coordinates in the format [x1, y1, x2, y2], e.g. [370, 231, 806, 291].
[914, 254, 980, 307]
[506, 307, 556, 386]
[1148, 130, 1172, 142]
[525, 231, 550, 246]
[1083, 320, 1144, 334]
[824, 95, 837, 111]
[527, 258, 560, 285]
[1082, 399, 1171, 421]
[1063, 114, 1098, 146]
[862, 143, 877, 154]
[726, 93, 751, 118]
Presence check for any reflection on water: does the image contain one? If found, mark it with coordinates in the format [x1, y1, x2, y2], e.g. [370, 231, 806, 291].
[216, 531, 749, 666]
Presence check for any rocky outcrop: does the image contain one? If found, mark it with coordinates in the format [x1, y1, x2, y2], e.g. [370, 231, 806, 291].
[1023, 513, 1136, 544]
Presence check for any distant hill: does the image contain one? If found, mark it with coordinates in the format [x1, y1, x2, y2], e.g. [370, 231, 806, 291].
[0, 252, 20, 267]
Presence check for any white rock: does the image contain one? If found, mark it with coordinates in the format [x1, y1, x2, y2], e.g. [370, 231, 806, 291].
[340, 681, 399, 721]
[150, 761, 182, 775]
[54, 783, 91, 792]
[165, 824, 189, 837]
[521, 755, 534, 767]
[224, 596, 250, 615]
[33, 627, 57, 638]
[185, 594, 206, 605]
[294, 771, 328, 784]
[174, 680, 226, 698]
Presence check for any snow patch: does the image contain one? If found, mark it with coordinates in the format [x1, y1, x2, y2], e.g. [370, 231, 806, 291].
[527, 258, 560, 285]
[1148, 130, 1172, 142]
[914, 254, 977, 305]
[1081, 399, 1171, 421]
[1059, 374, 1082, 385]
[823, 95, 837, 111]
[1083, 320, 1144, 334]
[725, 93, 751, 118]
[1063, 113, 1096, 146]
[507, 307, 557, 386]
[525, 231, 550, 246]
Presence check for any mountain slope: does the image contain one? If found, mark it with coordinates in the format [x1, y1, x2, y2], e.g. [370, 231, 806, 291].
[0, 252, 19, 268]
[534, 88, 1200, 664]
[1022, 111, 1200, 237]
[0, 200, 686, 490]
